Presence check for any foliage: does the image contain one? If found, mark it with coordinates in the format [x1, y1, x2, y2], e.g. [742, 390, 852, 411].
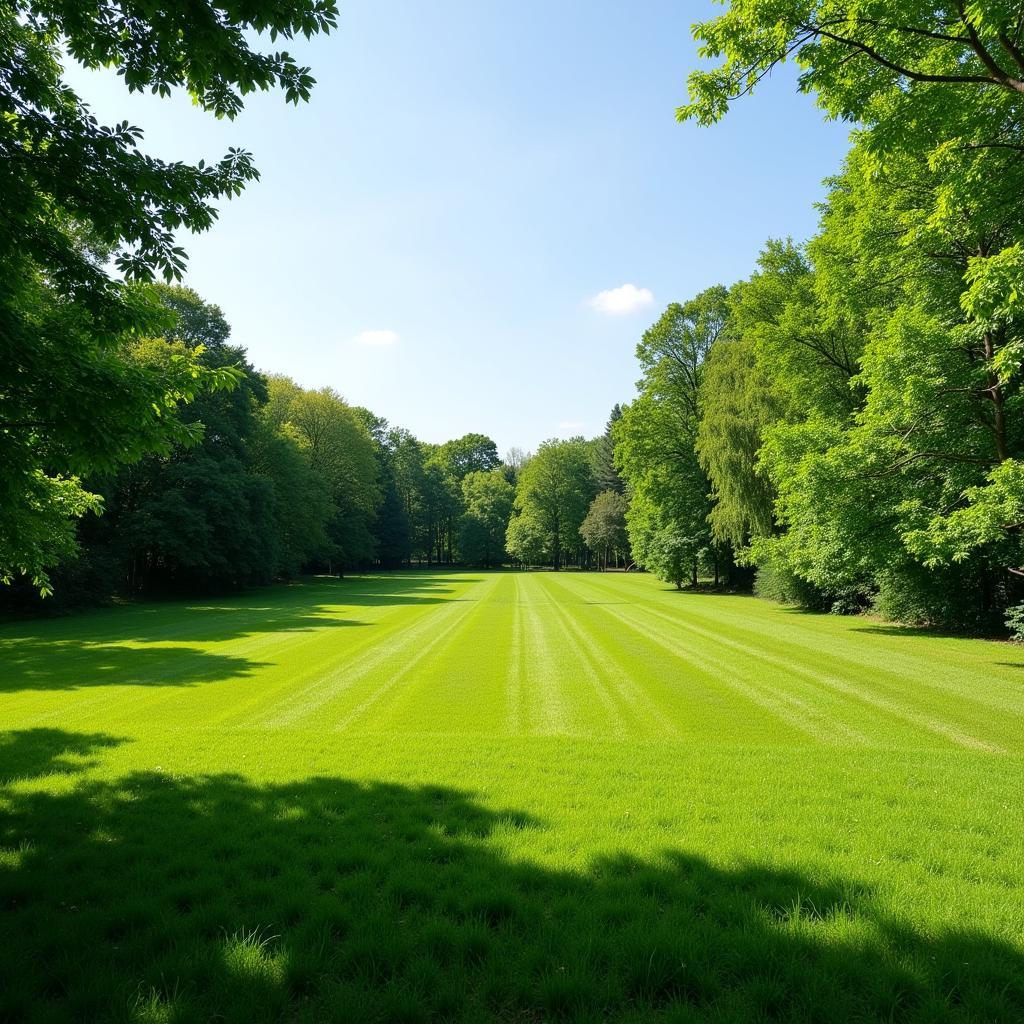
[0, 0, 336, 591]
[265, 377, 381, 570]
[643, 526, 693, 590]
[79, 291, 278, 592]
[250, 421, 331, 578]
[436, 434, 500, 481]
[501, 447, 530, 487]
[509, 438, 594, 570]
[592, 405, 625, 494]
[0, 275, 240, 592]
[504, 510, 548, 567]
[615, 290, 729, 582]
[753, 557, 829, 613]
[460, 470, 514, 568]
[666, 0, 1024, 631]
[579, 490, 629, 570]
[697, 325, 779, 550]
[1005, 602, 1024, 642]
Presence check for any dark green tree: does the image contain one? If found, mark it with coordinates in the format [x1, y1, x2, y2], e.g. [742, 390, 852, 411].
[593, 405, 626, 494]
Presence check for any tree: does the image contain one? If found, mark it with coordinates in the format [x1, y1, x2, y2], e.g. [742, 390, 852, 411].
[615, 289, 729, 585]
[265, 377, 381, 571]
[251, 420, 331, 578]
[510, 439, 594, 570]
[502, 447, 530, 487]
[419, 449, 460, 565]
[1, 1, 337, 592]
[645, 527, 693, 591]
[352, 410, 412, 569]
[460, 470, 514, 568]
[505, 510, 548, 568]
[675, 3, 1024, 624]
[580, 491, 629, 570]
[695, 242, 828, 552]
[593, 405, 626, 494]
[697, 330, 779, 550]
[428, 434, 500, 564]
[681, 3, 1024, 144]
[86, 288, 277, 592]
[387, 428, 428, 565]
[373, 474, 412, 570]
[0, 279, 240, 593]
[436, 434, 500, 480]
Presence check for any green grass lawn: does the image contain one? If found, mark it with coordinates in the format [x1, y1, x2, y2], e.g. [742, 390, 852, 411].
[1, 571, 1022, 1023]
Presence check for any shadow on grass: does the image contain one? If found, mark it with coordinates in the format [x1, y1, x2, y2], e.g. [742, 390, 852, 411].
[0, 575, 487, 690]
[87, 574, 473, 645]
[0, 638, 269, 693]
[0, 728, 126, 781]
[1, 731, 1020, 1023]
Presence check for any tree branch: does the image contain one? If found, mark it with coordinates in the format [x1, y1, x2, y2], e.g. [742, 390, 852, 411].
[802, 22, 1019, 90]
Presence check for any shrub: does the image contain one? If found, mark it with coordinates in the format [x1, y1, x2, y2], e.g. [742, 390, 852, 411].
[753, 560, 829, 612]
[1005, 604, 1024, 642]
[873, 559, 1015, 634]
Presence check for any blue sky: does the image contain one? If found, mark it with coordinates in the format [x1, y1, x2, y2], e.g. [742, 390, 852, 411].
[67, 0, 850, 455]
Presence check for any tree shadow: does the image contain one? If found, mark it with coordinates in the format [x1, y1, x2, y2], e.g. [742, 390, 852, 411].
[0, 638, 268, 693]
[0, 574, 493, 692]
[101, 574, 473, 644]
[0, 732, 1020, 1023]
[0, 728, 126, 781]
[0, 574, 480, 652]
[849, 621, 978, 639]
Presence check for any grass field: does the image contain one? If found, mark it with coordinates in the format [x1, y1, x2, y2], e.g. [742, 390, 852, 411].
[1, 570, 1022, 1023]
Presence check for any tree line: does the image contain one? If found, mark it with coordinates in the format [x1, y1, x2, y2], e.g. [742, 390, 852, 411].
[0, 278, 639, 607]
[0, 0, 633, 608]
[4, 2, 1024, 632]
[613, 2, 1024, 632]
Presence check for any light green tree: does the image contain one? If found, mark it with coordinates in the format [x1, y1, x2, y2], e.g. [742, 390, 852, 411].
[460, 470, 515, 568]
[511, 439, 594, 570]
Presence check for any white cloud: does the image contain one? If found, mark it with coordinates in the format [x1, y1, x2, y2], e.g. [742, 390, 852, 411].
[588, 283, 654, 316]
[354, 329, 400, 348]
[557, 420, 585, 436]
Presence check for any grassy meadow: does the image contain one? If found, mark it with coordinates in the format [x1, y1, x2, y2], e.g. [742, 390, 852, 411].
[1, 570, 1022, 1022]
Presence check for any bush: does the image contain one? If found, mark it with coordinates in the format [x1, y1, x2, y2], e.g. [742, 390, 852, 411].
[873, 559, 1016, 634]
[1004, 604, 1024, 642]
[828, 585, 873, 616]
[753, 560, 830, 611]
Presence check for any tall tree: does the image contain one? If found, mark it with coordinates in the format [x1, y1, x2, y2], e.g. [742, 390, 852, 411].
[616, 288, 730, 585]
[502, 447, 530, 487]
[460, 470, 514, 568]
[510, 438, 594, 570]
[84, 287, 277, 592]
[265, 377, 381, 571]
[593, 405, 626, 494]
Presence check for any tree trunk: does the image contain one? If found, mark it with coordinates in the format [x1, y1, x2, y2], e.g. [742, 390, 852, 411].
[983, 331, 1010, 463]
